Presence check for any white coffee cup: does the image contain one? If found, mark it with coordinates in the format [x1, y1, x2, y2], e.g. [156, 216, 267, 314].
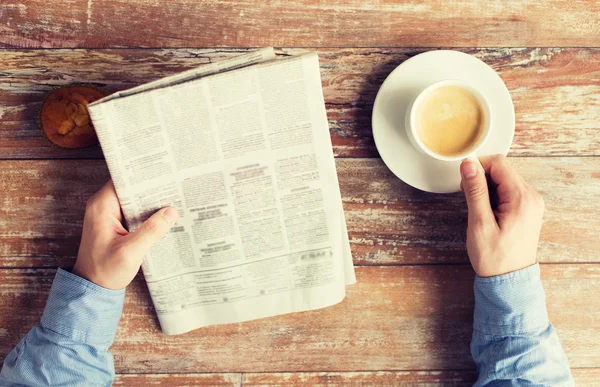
[404, 79, 492, 162]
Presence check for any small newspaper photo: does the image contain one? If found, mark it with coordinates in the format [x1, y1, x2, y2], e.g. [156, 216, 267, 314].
[88, 48, 356, 335]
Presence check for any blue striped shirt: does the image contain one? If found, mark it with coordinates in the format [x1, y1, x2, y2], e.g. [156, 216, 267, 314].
[1, 264, 573, 386]
[472, 263, 574, 386]
[0, 269, 123, 387]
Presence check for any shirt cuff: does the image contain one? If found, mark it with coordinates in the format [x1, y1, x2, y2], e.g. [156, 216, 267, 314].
[40, 268, 125, 348]
[473, 263, 549, 336]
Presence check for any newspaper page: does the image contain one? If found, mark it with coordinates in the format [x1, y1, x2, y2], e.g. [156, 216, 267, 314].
[94, 47, 276, 104]
[88, 50, 355, 335]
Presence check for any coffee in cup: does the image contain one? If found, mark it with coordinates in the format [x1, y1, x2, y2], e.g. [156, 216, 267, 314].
[405, 80, 491, 161]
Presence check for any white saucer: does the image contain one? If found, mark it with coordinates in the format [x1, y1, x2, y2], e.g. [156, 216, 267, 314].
[372, 50, 515, 193]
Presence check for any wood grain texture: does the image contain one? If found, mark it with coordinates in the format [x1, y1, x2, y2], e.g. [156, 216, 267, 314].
[572, 369, 600, 386]
[340, 157, 600, 265]
[1, 158, 598, 267]
[244, 369, 600, 386]
[1, 265, 599, 373]
[109, 369, 600, 386]
[1, 0, 598, 381]
[113, 373, 241, 386]
[1, 1, 599, 48]
[242, 371, 476, 386]
[1, 48, 599, 159]
[0, 160, 109, 267]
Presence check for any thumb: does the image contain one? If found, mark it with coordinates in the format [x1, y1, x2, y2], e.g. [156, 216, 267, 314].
[125, 207, 179, 256]
[460, 159, 495, 227]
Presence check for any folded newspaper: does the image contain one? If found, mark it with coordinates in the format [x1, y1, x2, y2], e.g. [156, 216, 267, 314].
[88, 48, 356, 335]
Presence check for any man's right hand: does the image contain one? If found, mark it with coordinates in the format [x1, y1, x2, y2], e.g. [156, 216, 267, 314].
[460, 154, 545, 278]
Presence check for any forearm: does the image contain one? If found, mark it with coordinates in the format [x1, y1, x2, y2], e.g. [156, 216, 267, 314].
[0, 268, 124, 387]
[471, 263, 573, 386]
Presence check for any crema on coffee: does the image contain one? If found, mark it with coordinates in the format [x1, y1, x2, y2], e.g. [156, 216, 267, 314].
[414, 85, 485, 156]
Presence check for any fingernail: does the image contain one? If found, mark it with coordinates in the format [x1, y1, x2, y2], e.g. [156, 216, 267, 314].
[163, 207, 179, 224]
[461, 160, 478, 180]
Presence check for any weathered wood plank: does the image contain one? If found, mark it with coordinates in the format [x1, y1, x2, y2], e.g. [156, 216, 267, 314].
[243, 369, 600, 386]
[572, 369, 600, 386]
[1, 48, 599, 159]
[0, 158, 598, 267]
[113, 373, 241, 386]
[0, 265, 598, 372]
[340, 157, 600, 266]
[1, 1, 599, 48]
[242, 371, 476, 386]
[0, 160, 109, 267]
[108, 369, 600, 386]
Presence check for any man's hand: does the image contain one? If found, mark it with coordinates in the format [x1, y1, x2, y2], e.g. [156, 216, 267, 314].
[73, 180, 179, 290]
[460, 154, 545, 277]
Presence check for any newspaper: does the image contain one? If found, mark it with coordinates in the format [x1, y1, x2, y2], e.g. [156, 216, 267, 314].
[88, 49, 356, 335]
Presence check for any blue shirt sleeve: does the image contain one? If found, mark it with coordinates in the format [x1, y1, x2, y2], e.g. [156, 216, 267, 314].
[471, 263, 574, 386]
[0, 268, 125, 387]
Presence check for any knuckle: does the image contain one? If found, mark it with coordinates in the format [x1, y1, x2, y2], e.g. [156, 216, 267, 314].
[519, 188, 545, 215]
[513, 187, 526, 203]
[467, 184, 487, 199]
[142, 220, 159, 236]
[489, 154, 507, 166]
[493, 154, 513, 173]
[524, 190, 538, 204]
[492, 154, 506, 162]
[531, 189, 545, 206]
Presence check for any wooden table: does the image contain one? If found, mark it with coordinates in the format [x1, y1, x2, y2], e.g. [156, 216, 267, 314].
[1, 1, 600, 385]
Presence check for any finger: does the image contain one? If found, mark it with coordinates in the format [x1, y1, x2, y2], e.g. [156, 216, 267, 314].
[479, 154, 528, 209]
[460, 159, 496, 227]
[123, 207, 179, 257]
[88, 179, 123, 221]
[479, 154, 523, 192]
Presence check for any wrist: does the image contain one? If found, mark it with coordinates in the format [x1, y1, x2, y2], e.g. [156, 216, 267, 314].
[72, 261, 99, 287]
[474, 259, 538, 278]
[72, 261, 118, 290]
